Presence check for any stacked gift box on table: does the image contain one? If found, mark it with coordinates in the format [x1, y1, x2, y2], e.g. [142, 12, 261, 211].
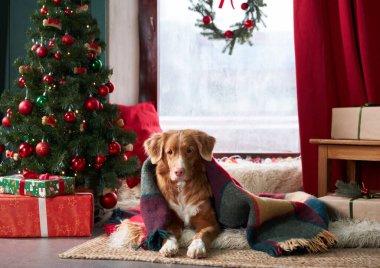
[0, 171, 93, 237]
[331, 106, 380, 140]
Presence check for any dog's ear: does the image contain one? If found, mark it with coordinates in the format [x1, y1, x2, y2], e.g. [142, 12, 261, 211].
[193, 131, 216, 161]
[144, 132, 164, 164]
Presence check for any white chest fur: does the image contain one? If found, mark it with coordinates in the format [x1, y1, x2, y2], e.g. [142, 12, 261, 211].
[168, 182, 204, 226]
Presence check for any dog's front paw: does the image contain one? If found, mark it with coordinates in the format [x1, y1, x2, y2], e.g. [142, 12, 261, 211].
[159, 237, 179, 257]
[187, 239, 206, 259]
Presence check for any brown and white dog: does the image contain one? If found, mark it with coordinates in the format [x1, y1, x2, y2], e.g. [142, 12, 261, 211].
[144, 129, 220, 259]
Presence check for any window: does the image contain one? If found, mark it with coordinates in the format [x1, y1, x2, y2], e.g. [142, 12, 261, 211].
[158, 0, 299, 153]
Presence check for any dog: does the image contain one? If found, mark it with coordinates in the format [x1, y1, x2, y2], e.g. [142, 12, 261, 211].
[144, 129, 220, 259]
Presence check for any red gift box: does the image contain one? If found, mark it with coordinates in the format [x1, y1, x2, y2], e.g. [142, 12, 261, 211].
[0, 193, 93, 237]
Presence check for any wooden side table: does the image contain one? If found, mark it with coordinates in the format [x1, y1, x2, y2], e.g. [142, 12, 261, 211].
[310, 139, 380, 197]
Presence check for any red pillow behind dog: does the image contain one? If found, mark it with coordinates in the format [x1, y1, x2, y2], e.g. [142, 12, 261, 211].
[118, 102, 162, 165]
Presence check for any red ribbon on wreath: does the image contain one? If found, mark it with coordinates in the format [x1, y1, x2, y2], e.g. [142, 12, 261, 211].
[219, 0, 235, 9]
[20, 169, 64, 196]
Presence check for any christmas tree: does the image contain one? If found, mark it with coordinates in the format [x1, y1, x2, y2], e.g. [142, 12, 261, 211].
[0, 0, 139, 204]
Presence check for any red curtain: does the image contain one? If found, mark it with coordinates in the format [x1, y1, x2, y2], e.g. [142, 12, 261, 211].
[294, 0, 380, 195]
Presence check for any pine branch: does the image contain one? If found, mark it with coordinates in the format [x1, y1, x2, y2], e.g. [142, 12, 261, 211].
[334, 180, 362, 198]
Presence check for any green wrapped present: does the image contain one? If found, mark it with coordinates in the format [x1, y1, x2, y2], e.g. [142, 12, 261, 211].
[0, 170, 75, 198]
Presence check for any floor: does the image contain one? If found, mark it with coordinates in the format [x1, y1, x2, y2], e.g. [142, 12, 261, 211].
[0, 228, 209, 268]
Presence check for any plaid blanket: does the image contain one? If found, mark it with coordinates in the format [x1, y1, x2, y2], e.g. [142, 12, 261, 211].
[134, 158, 336, 256]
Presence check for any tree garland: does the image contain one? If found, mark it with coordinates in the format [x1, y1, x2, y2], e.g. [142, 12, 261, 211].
[189, 0, 266, 55]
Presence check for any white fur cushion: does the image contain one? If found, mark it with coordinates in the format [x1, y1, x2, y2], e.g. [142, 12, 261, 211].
[218, 157, 303, 193]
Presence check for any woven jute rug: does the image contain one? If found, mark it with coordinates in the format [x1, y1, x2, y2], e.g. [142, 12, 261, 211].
[59, 235, 380, 268]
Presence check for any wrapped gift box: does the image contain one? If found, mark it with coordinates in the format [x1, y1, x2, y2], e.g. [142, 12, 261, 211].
[331, 106, 380, 140]
[0, 193, 93, 237]
[319, 195, 380, 222]
[0, 173, 75, 197]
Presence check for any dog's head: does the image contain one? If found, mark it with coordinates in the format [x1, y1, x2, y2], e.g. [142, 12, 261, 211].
[144, 129, 215, 182]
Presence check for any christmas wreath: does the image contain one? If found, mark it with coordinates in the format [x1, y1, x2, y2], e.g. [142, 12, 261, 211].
[189, 0, 266, 55]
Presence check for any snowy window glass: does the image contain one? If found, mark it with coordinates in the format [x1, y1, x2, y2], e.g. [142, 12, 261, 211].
[158, 0, 299, 153]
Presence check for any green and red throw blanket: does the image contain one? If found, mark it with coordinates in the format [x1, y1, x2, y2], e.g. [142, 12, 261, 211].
[128, 158, 336, 257]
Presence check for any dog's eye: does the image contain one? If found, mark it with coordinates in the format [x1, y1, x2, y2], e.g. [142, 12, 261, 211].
[186, 148, 193, 154]
[167, 149, 173, 155]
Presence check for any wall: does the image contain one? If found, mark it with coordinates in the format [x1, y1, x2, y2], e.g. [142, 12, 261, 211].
[107, 0, 139, 106]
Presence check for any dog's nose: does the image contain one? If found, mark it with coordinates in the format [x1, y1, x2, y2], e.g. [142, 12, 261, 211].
[174, 168, 185, 177]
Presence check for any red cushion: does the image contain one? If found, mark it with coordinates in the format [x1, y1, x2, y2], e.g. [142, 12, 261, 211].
[118, 102, 162, 165]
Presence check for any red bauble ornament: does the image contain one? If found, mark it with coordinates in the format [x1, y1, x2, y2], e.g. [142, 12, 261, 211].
[105, 82, 114, 93]
[203, 16, 212, 24]
[241, 3, 249, 10]
[31, 43, 40, 51]
[109, 141, 121, 155]
[99, 192, 118, 209]
[62, 34, 74, 46]
[98, 85, 109, 97]
[59, 77, 66, 85]
[54, 0, 61, 4]
[36, 46, 48, 58]
[48, 39, 55, 49]
[126, 177, 141, 189]
[87, 52, 95, 59]
[244, 19, 254, 29]
[40, 5, 48, 14]
[84, 97, 100, 111]
[2, 116, 11, 127]
[0, 144, 5, 153]
[35, 141, 51, 157]
[43, 74, 55, 84]
[18, 142, 33, 158]
[18, 77, 26, 88]
[71, 156, 86, 172]
[96, 155, 107, 164]
[64, 111, 76, 122]
[64, 7, 73, 16]
[18, 99, 33, 115]
[94, 155, 106, 168]
[54, 52, 61, 60]
[224, 30, 234, 39]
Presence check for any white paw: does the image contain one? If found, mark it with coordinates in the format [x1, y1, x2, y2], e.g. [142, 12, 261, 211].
[187, 239, 206, 259]
[159, 237, 179, 257]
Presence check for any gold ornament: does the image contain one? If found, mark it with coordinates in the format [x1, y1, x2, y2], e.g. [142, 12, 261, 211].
[124, 144, 133, 152]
